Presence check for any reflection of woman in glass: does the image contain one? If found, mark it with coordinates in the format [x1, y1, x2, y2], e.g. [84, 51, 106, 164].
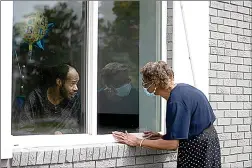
[98, 62, 139, 134]
[113, 61, 221, 168]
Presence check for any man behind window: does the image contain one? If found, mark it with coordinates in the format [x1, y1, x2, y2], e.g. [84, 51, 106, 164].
[98, 62, 139, 134]
[17, 63, 81, 135]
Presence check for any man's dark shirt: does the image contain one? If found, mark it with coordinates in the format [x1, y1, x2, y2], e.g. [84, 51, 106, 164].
[17, 87, 81, 135]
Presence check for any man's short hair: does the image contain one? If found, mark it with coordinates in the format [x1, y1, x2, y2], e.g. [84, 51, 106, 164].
[100, 62, 128, 84]
[44, 63, 75, 87]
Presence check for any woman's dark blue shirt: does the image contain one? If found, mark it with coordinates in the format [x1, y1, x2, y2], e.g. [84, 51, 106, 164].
[162, 83, 216, 140]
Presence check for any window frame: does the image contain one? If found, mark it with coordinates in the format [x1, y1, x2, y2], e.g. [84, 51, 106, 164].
[86, 0, 98, 136]
[1, 1, 14, 159]
[0, 1, 169, 153]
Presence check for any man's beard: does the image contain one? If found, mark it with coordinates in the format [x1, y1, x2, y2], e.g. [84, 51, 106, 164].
[59, 86, 69, 99]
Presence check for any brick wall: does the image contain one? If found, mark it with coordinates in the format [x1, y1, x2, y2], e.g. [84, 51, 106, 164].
[1, 144, 177, 168]
[209, 1, 252, 168]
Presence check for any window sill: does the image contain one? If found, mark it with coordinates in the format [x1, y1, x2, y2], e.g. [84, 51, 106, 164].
[12, 132, 165, 149]
[13, 133, 117, 149]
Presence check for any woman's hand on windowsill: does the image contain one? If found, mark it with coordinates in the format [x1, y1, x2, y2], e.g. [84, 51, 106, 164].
[112, 131, 141, 147]
[112, 130, 179, 150]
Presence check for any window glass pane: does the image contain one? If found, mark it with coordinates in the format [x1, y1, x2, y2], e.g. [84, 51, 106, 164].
[98, 1, 161, 134]
[11, 1, 87, 135]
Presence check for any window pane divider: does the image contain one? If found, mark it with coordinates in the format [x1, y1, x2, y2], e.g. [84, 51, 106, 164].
[86, 1, 98, 135]
[160, 0, 168, 134]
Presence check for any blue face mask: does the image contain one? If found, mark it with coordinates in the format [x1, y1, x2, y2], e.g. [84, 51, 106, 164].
[115, 83, 132, 97]
[143, 83, 156, 97]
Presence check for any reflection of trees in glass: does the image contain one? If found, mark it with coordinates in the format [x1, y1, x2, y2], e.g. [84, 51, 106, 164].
[98, 1, 139, 88]
[12, 2, 85, 97]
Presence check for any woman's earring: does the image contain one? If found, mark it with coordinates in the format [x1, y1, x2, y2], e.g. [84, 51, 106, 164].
[154, 87, 157, 94]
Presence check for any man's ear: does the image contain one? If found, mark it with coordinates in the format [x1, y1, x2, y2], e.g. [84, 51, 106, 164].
[56, 78, 62, 87]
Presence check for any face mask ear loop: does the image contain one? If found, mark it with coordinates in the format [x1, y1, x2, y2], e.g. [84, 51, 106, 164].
[146, 83, 153, 89]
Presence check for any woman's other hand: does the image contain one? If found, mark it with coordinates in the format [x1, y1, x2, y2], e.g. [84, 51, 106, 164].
[143, 131, 162, 140]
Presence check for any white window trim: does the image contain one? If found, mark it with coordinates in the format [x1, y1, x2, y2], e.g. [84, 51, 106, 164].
[1, 1, 168, 154]
[160, 0, 167, 134]
[1, 1, 14, 159]
[173, 1, 209, 98]
[86, 1, 98, 135]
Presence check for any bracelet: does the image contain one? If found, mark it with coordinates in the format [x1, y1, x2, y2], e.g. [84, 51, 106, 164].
[139, 138, 146, 147]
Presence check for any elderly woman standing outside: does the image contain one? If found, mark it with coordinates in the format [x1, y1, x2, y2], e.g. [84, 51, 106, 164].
[112, 61, 221, 168]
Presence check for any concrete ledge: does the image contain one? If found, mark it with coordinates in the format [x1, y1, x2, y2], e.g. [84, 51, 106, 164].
[9, 143, 177, 167]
